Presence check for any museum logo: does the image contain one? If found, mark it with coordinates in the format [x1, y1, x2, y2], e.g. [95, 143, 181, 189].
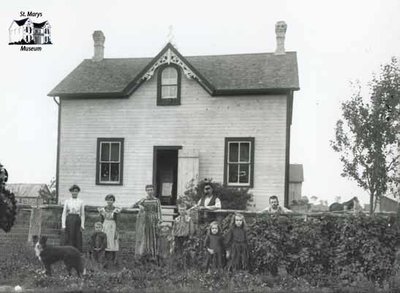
[8, 11, 52, 51]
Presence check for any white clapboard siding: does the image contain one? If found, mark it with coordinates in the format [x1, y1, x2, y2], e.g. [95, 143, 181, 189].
[58, 73, 287, 210]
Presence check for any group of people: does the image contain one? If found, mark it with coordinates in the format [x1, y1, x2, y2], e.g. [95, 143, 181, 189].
[61, 182, 290, 269]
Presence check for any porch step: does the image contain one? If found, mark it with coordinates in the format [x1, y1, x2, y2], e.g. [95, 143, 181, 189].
[161, 205, 177, 226]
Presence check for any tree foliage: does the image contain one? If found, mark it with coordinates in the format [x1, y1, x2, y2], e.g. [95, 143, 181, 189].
[0, 163, 17, 232]
[331, 58, 400, 213]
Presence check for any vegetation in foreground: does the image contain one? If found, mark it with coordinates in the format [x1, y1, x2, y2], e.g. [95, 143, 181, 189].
[2, 213, 400, 292]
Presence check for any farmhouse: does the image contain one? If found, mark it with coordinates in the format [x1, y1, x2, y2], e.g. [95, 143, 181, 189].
[7, 183, 51, 207]
[48, 22, 300, 210]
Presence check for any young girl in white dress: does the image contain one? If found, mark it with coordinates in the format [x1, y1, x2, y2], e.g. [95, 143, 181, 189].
[98, 194, 120, 266]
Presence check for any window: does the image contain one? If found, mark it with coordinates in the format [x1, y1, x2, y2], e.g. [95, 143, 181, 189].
[96, 138, 124, 185]
[157, 64, 181, 105]
[224, 138, 254, 187]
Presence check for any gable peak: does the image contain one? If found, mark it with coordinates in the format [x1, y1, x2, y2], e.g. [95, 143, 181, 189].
[141, 44, 199, 81]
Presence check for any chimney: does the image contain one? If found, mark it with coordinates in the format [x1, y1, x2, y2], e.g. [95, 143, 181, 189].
[275, 21, 287, 55]
[92, 30, 105, 61]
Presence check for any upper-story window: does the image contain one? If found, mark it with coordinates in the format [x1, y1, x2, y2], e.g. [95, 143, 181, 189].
[157, 64, 181, 106]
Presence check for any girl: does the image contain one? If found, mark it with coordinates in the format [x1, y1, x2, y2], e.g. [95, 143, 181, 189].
[98, 194, 120, 266]
[225, 213, 249, 271]
[61, 184, 85, 251]
[204, 221, 225, 273]
[133, 184, 162, 258]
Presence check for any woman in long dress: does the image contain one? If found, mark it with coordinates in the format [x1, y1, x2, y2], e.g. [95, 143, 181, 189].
[98, 194, 120, 266]
[61, 184, 85, 251]
[133, 184, 162, 258]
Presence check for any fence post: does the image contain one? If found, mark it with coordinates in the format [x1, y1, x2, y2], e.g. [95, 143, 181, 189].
[28, 207, 42, 243]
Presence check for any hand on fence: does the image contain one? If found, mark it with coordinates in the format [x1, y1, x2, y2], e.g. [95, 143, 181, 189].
[207, 248, 214, 255]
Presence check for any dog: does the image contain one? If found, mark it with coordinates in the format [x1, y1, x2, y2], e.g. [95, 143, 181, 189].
[32, 235, 85, 277]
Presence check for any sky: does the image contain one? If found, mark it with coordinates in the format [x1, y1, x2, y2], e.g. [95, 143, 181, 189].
[0, 0, 399, 205]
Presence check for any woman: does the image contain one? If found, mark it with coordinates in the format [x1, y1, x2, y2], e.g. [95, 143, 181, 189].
[98, 194, 120, 266]
[61, 184, 85, 251]
[133, 184, 162, 258]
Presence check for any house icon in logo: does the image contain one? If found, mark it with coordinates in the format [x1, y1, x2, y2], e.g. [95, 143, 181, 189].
[9, 18, 52, 45]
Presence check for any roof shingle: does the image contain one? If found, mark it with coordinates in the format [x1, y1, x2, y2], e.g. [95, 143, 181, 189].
[48, 45, 299, 97]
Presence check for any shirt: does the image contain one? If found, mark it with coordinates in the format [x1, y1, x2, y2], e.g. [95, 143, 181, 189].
[61, 198, 85, 229]
[197, 196, 221, 208]
[262, 205, 293, 214]
[172, 215, 195, 237]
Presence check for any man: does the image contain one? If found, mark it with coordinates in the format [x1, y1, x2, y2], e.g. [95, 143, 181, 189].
[261, 195, 292, 214]
[194, 183, 221, 210]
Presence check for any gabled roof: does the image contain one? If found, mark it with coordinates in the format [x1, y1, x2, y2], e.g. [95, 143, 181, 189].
[7, 183, 50, 198]
[33, 21, 48, 28]
[289, 164, 304, 183]
[14, 18, 29, 26]
[48, 43, 299, 98]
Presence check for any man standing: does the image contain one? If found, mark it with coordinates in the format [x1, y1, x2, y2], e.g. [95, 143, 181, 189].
[261, 195, 292, 214]
[194, 183, 221, 210]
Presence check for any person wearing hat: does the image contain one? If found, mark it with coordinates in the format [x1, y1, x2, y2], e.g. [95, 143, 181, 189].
[191, 182, 221, 223]
[61, 184, 85, 251]
[193, 183, 221, 210]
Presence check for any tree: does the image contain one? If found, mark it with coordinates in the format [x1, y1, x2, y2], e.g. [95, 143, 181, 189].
[0, 163, 17, 232]
[39, 177, 57, 204]
[331, 58, 400, 214]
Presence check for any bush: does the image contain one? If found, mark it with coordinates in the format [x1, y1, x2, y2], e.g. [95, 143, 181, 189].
[180, 178, 253, 210]
[182, 212, 400, 286]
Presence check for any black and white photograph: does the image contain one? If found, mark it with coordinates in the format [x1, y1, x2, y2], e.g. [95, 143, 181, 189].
[1, 0, 400, 292]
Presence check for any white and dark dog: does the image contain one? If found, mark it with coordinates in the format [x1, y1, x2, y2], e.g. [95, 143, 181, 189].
[33, 235, 85, 277]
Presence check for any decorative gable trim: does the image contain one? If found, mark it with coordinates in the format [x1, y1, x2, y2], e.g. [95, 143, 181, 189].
[142, 48, 198, 81]
[123, 43, 215, 97]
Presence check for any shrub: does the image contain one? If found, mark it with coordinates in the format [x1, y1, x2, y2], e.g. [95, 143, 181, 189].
[182, 212, 400, 285]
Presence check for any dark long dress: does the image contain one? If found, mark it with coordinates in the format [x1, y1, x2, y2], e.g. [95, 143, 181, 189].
[134, 197, 162, 258]
[225, 227, 249, 270]
[204, 233, 225, 270]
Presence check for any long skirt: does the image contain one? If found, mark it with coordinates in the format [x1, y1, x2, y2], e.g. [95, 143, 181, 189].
[103, 219, 119, 251]
[135, 213, 158, 257]
[205, 252, 224, 270]
[65, 214, 82, 252]
[228, 242, 249, 270]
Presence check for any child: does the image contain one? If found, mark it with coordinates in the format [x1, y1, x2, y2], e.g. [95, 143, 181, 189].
[88, 222, 107, 263]
[157, 222, 173, 266]
[98, 194, 121, 267]
[204, 221, 225, 273]
[225, 213, 249, 271]
[172, 204, 195, 252]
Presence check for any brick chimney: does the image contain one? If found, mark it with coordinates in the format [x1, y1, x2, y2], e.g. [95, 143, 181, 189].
[92, 30, 105, 61]
[275, 21, 287, 55]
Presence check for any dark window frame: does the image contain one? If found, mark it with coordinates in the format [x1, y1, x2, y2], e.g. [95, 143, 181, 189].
[157, 64, 181, 106]
[96, 138, 124, 186]
[224, 137, 255, 188]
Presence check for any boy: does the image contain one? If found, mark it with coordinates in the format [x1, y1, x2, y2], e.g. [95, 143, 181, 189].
[88, 222, 107, 264]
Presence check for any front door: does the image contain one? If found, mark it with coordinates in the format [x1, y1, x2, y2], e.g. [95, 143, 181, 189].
[153, 146, 180, 205]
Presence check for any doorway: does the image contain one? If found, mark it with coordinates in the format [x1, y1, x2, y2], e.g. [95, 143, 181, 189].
[153, 146, 181, 205]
